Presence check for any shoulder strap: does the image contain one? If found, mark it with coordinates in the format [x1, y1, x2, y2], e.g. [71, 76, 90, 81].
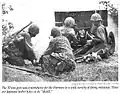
[104, 27, 108, 44]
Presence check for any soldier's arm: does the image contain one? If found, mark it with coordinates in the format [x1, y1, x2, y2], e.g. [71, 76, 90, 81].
[19, 32, 32, 46]
[19, 32, 37, 61]
[69, 29, 78, 42]
[43, 39, 55, 55]
[96, 27, 106, 43]
[70, 28, 76, 35]
[70, 33, 78, 43]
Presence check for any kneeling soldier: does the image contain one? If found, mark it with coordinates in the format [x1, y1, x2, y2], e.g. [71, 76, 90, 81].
[40, 26, 76, 76]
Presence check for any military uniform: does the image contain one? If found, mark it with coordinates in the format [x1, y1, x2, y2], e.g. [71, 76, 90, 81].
[90, 13, 107, 45]
[14, 32, 36, 62]
[3, 25, 39, 66]
[75, 13, 108, 56]
[61, 17, 78, 49]
[42, 35, 76, 75]
[61, 26, 78, 48]
[91, 24, 107, 45]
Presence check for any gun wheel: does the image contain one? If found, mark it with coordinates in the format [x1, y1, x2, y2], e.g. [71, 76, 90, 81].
[108, 32, 115, 55]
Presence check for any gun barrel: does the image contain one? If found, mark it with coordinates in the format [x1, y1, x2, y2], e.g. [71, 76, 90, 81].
[12, 21, 33, 36]
[16, 21, 33, 35]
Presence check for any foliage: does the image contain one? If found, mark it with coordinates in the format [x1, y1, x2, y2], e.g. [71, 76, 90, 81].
[2, 20, 14, 36]
[2, 3, 14, 45]
[2, 3, 15, 64]
[2, 3, 14, 15]
[99, 1, 118, 26]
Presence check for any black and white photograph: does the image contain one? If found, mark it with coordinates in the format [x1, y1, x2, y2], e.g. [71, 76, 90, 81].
[1, 0, 119, 82]
[1, 0, 119, 93]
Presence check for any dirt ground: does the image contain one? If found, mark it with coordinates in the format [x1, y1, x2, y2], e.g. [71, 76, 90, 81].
[2, 52, 118, 82]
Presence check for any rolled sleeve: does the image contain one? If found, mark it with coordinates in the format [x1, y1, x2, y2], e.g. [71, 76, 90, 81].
[43, 39, 55, 55]
[97, 27, 106, 43]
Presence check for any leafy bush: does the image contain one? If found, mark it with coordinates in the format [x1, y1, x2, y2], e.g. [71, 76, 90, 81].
[99, 1, 118, 26]
[2, 3, 14, 45]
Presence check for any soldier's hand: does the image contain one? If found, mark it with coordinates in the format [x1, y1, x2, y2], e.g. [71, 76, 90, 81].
[87, 40, 92, 45]
[32, 58, 40, 66]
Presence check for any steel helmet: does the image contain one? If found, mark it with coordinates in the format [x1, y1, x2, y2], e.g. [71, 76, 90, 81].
[28, 24, 39, 35]
[64, 17, 75, 27]
[90, 13, 102, 21]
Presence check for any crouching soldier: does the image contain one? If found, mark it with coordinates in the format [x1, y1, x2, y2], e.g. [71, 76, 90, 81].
[4, 24, 39, 66]
[14, 24, 39, 64]
[40, 26, 76, 76]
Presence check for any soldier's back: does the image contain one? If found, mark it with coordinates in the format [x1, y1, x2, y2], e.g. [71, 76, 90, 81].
[53, 36, 74, 59]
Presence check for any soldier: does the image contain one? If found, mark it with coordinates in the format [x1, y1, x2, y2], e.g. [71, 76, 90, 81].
[60, 17, 78, 48]
[41, 26, 76, 76]
[4, 24, 39, 66]
[14, 24, 39, 64]
[77, 13, 108, 56]
[90, 12, 108, 45]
